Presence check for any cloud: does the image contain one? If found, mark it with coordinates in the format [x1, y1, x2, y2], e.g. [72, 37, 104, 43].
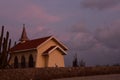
[69, 22, 120, 51]
[1, 0, 120, 66]
[31, 26, 54, 39]
[63, 24, 97, 51]
[70, 24, 89, 33]
[0, 0, 61, 42]
[69, 33, 96, 51]
[110, 4, 120, 12]
[64, 22, 120, 66]
[80, 0, 120, 10]
[95, 22, 120, 49]
[18, 4, 61, 23]
[0, 0, 61, 24]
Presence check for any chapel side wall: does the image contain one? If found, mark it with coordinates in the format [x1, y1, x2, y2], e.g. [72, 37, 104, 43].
[48, 50, 65, 67]
[36, 39, 65, 68]
[9, 50, 37, 67]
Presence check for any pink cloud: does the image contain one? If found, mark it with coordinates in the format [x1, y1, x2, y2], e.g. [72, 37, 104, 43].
[17, 4, 61, 23]
[0, 1, 61, 24]
[110, 4, 120, 12]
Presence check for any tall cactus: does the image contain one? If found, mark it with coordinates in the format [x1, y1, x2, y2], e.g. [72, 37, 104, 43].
[0, 26, 11, 69]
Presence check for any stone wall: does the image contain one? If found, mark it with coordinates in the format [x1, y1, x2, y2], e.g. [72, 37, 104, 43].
[0, 67, 120, 80]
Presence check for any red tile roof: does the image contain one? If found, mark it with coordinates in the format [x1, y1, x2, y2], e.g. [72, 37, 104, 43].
[10, 36, 51, 52]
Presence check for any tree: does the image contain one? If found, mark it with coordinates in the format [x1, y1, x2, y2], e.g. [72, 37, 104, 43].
[79, 59, 86, 67]
[0, 26, 11, 69]
[72, 54, 79, 67]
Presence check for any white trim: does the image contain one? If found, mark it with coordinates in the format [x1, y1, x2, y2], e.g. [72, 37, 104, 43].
[52, 36, 68, 50]
[56, 46, 67, 55]
[48, 46, 58, 54]
[43, 46, 67, 56]
[37, 36, 53, 49]
[11, 48, 36, 53]
[37, 36, 68, 50]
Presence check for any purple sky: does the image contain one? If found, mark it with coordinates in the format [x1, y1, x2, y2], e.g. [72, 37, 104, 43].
[1, 0, 120, 66]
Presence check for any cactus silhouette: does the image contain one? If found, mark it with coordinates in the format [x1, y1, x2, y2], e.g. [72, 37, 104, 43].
[0, 26, 11, 69]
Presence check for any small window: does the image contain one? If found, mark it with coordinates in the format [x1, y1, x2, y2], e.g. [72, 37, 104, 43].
[21, 55, 26, 68]
[29, 54, 34, 67]
[14, 56, 18, 68]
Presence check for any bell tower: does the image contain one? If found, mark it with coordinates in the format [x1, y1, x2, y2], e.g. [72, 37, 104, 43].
[19, 24, 29, 42]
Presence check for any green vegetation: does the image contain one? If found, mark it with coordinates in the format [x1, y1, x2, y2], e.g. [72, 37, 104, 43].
[72, 54, 86, 67]
[0, 66, 120, 80]
[0, 26, 11, 69]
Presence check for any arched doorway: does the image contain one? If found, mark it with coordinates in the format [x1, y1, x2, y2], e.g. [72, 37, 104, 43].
[29, 54, 34, 67]
[14, 56, 18, 68]
[21, 55, 26, 68]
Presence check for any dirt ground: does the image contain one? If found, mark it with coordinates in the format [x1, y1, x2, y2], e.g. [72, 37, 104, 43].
[54, 74, 120, 80]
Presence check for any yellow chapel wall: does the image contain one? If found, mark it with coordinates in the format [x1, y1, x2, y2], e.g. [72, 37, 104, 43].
[36, 39, 66, 68]
[9, 50, 37, 67]
[48, 49, 65, 67]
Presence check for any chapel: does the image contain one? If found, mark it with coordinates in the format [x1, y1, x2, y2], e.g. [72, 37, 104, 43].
[9, 25, 68, 68]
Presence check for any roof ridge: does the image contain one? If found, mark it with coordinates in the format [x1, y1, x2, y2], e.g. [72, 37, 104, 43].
[29, 36, 52, 41]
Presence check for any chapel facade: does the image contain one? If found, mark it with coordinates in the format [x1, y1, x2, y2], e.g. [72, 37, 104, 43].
[9, 25, 68, 68]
